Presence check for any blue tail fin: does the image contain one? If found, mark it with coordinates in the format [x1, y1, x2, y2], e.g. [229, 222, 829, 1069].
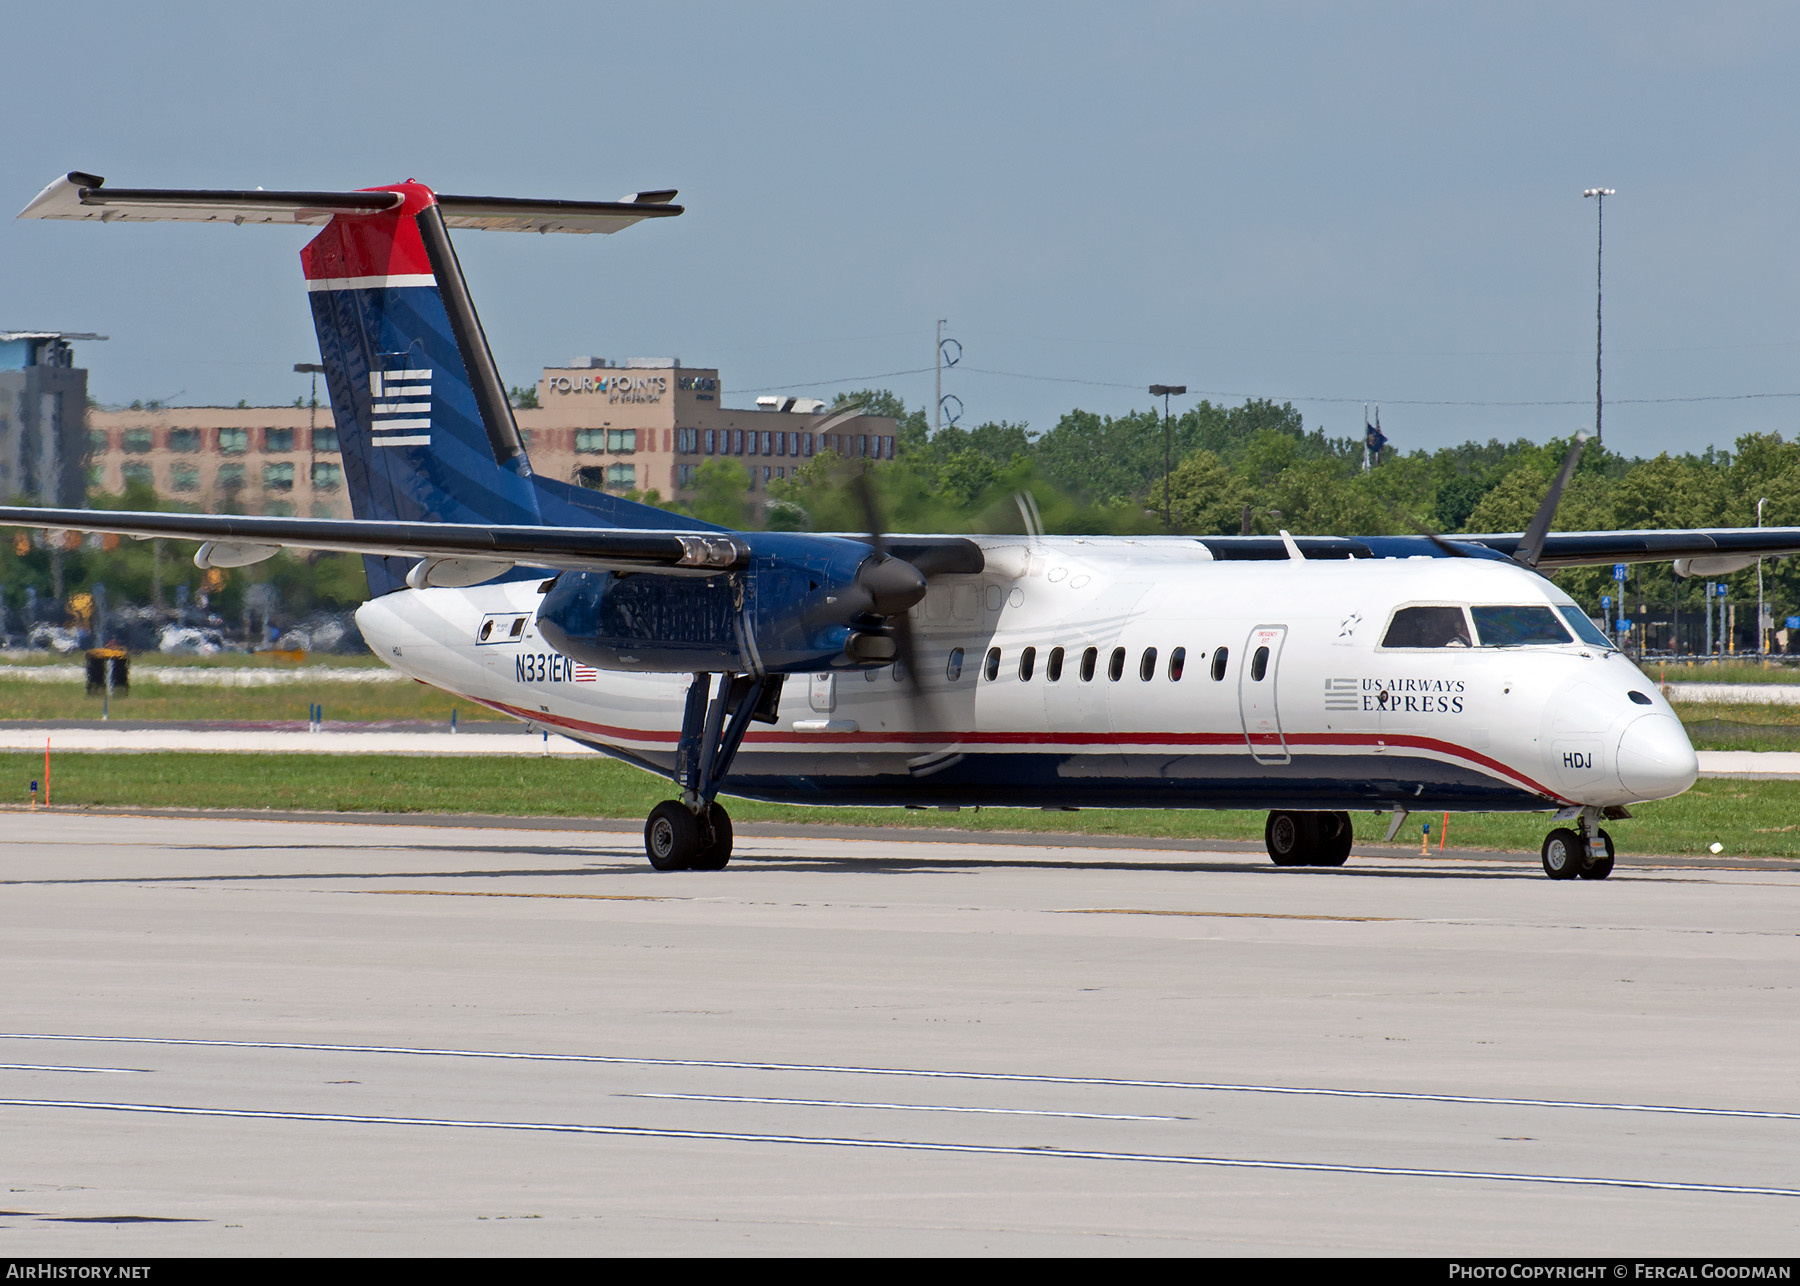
[301, 181, 542, 593]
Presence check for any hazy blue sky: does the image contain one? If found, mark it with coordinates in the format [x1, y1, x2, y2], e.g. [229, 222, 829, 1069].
[5, 2, 1799, 458]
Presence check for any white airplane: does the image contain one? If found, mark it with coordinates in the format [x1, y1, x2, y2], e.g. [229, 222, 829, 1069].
[5, 172, 1793, 879]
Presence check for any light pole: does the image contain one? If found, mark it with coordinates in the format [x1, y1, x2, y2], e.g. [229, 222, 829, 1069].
[296, 362, 325, 511]
[1149, 384, 1187, 528]
[1758, 496, 1769, 655]
[1583, 188, 1615, 446]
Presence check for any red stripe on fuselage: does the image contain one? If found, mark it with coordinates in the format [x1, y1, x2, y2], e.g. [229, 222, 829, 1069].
[482, 698, 1567, 802]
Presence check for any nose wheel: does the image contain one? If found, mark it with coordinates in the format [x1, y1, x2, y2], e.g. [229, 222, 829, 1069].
[1541, 818, 1615, 880]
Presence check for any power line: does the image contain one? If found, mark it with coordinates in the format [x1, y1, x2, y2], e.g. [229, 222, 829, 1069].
[735, 361, 1800, 409]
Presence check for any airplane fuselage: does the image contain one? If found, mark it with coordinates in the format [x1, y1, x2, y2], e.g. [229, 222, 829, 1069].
[356, 536, 1699, 816]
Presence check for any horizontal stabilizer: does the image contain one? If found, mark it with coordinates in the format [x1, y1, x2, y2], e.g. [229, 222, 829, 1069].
[19, 172, 682, 234]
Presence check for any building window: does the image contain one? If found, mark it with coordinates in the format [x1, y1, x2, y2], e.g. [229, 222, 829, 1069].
[169, 428, 202, 453]
[122, 429, 153, 454]
[313, 428, 339, 453]
[265, 427, 294, 453]
[218, 428, 248, 454]
[263, 462, 295, 491]
[704, 429, 716, 454]
[312, 462, 342, 489]
[171, 464, 200, 492]
[121, 462, 154, 488]
[88, 429, 110, 452]
[608, 429, 636, 452]
[576, 429, 605, 452]
[606, 463, 635, 488]
[763, 466, 772, 483]
[217, 463, 246, 490]
[264, 500, 294, 517]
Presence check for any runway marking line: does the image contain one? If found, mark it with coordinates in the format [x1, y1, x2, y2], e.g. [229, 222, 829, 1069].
[365, 889, 671, 902]
[629, 1093, 1183, 1122]
[2, 1096, 1794, 1201]
[1060, 908, 1399, 923]
[5, 1034, 1797, 1124]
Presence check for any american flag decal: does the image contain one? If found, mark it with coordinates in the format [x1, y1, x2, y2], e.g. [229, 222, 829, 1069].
[1324, 677, 1359, 710]
[370, 367, 431, 448]
[574, 664, 598, 682]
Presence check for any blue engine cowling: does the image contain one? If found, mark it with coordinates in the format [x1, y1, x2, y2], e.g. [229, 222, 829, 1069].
[535, 531, 918, 674]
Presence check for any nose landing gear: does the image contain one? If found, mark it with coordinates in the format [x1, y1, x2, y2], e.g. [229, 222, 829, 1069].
[1541, 808, 1615, 880]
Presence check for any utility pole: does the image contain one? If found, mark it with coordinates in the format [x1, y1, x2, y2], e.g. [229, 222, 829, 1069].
[1583, 188, 1615, 446]
[1149, 384, 1187, 528]
[1758, 496, 1769, 654]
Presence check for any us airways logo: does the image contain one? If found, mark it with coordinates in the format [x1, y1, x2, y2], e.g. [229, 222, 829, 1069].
[370, 367, 431, 448]
[1351, 677, 1466, 714]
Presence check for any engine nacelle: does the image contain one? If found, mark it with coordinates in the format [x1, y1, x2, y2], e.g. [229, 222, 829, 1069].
[535, 531, 922, 674]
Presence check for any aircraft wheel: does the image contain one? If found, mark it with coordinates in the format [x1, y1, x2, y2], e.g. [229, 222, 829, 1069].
[1265, 811, 1315, 866]
[645, 800, 702, 871]
[1541, 828, 1583, 880]
[1316, 811, 1353, 867]
[1578, 828, 1616, 880]
[691, 803, 733, 871]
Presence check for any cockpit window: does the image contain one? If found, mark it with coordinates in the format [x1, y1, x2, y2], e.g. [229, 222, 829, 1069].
[1471, 605, 1572, 647]
[1557, 605, 1616, 650]
[1381, 606, 1472, 648]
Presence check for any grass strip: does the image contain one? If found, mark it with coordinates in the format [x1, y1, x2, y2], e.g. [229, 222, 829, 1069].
[3, 751, 1797, 860]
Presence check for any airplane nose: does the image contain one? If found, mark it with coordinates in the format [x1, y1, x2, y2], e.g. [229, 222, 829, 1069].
[1616, 713, 1698, 800]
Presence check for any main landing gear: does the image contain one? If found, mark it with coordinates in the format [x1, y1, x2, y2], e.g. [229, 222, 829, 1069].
[1541, 807, 1615, 881]
[1265, 811, 1354, 867]
[642, 672, 781, 871]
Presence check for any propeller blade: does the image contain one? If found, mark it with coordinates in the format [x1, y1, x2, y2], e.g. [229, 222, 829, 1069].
[1386, 503, 1470, 558]
[1514, 431, 1591, 570]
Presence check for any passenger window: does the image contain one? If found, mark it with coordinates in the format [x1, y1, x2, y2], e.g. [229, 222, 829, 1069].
[985, 647, 1001, 681]
[1251, 646, 1270, 681]
[1108, 647, 1126, 682]
[1047, 647, 1064, 681]
[1168, 647, 1186, 681]
[1080, 647, 1097, 682]
[1019, 647, 1036, 682]
[1381, 605, 1472, 648]
[1211, 647, 1228, 681]
[1139, 647, 1157, 681]
[946, 647, 964, 681]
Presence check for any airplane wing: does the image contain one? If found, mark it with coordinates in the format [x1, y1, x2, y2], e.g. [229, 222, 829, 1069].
[0, 505, 744, 587]
[1463, 527, 1800, 571]
[19, 172, 682, 234]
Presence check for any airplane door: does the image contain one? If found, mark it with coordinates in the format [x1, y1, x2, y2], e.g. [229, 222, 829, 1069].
[1238, 624, 1290, 765]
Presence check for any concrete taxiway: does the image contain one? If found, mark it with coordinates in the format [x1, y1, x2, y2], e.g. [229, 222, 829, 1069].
[1, 811, 1797, 1255]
